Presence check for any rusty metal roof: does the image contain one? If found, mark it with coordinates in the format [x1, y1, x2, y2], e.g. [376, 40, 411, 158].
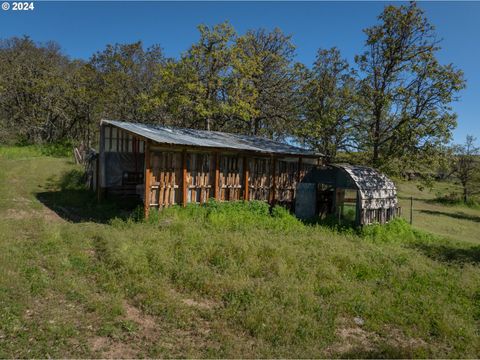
[101, 119, 321, 157]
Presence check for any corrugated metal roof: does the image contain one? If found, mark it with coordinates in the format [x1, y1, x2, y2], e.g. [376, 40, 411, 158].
[102, 119, 321, 157]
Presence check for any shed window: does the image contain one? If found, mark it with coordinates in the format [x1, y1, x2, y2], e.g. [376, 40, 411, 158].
[128, 134, 133, 153]
[111, 127, 118, 152]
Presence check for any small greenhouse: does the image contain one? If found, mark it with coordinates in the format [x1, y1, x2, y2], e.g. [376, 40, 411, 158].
[295, 164, 400, 225]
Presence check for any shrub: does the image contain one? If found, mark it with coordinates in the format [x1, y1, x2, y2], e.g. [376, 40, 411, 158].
[39, 142, 73, 157]
[0, 143, 73, 159]
[58, 169, 86, 191]
[433, 192, 480, 208]
[138, 200, 303, 234]
[361, 218, 417, 243]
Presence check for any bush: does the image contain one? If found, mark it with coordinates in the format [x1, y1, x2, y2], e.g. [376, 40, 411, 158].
[0, 143, 73, 159]
[433, 192, 480, 208]
[58, 169, 86, 191]
[39, 142, 73, 157]
[139, 200, 303, 234]
[361, 218, 417, 243]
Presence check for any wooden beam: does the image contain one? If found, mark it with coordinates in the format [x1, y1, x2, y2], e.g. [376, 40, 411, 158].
[108, 125, 112, 151]
[144, 141, 151, 219]
[97, 124, 105, 203]
[214, 152, 220, 201]
[269, 156, 276, 204]
[243, 156, 249, 201]
[182, 150, 188, 207]
[297, 156, 303, 183]
[95, 154, 100, 201]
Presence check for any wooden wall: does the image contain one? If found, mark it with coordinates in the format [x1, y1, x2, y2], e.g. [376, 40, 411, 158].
[144, 145, 316, 215]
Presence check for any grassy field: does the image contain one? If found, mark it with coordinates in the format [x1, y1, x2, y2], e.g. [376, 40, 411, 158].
[1, 147, 479, 358]
[397, 179, 480, 245]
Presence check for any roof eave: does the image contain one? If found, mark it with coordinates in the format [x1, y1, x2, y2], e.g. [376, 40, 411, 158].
[101, 119, 323, 158]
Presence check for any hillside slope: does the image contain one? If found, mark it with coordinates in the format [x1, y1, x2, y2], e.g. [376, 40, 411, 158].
[0, 148, 479, 358]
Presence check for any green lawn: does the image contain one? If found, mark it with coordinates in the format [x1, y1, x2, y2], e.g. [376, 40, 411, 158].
[1, 148, 479, 358]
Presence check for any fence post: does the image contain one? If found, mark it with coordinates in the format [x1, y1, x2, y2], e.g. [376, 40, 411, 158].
[410, 196, 413, 225]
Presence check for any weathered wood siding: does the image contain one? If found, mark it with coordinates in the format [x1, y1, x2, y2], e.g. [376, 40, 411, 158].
[143, 146, 314, 212]
[248, 157, 272, 202]
[187, 152, 214, 203]
[219, 154, 244, 201]
[148, 151, 182, 207]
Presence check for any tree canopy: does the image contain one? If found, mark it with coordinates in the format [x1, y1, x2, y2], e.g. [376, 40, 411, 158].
[0, 3, 468, 175]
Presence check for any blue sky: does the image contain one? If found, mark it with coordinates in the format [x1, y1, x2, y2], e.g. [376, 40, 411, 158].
[1, 1, 479, 145]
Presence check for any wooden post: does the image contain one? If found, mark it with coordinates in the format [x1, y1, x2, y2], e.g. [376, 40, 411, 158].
[97, 124, 105, 203]
[269, 156, 276, 204]
[214, 152, 220, 201]
[95, 154, 100, 196]
[108, 126, 112, 151]
[410, 196, 413, 225]
[182, 150, 188, 207]
[243, 156, 249, 201]
[297, 157, 303, 183]
[355, 190, 361, 226]
[144, 141, 151, 219]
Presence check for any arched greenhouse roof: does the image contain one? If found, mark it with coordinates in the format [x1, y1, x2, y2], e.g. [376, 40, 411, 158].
[331, 164, 397, 209]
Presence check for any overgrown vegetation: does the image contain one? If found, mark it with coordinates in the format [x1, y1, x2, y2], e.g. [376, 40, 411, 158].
[0, 142, 72, 159]
[1, 149, 480, 358]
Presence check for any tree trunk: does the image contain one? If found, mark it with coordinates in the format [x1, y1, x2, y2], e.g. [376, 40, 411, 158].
[373, 142, 379, 165]
[372, 108, 381, 166]
[253, 118, 259, 136]
[463, 184, 468, 203]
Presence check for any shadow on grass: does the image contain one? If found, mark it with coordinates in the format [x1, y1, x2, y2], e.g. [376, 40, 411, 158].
[398, 195, 430, 202]
[302, 215, 359, 233]
[336, 344, 421, 359]
[418, 209, 480, 223]
[413, 242, 480, 265]
[35, 169, 142, 223]
[425, 197, 480, 209]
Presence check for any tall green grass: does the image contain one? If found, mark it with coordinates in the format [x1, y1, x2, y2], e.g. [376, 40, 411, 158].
[96, 202, 480, 357]
[0, 142, 72, 160]
[2, 150, 480, 357]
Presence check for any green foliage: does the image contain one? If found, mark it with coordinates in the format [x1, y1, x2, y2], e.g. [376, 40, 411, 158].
[449, 135, 480, 203]
[91, 41, 166, 124]
[296, 47, 356, 162]
[0, 142, 72, 159]
[0, 145, 44, 159]
[38, 142, 73, 157]
[144, 200, 303, 234]
[57, 169, 85, 191]
[354, 2, 466, 167]
[0, 5, 467, 172]
[230, 28, 303, 137]
[433, 192, 480, 209]
[0, 37, 93, 144]
[361, 218, 418, 243]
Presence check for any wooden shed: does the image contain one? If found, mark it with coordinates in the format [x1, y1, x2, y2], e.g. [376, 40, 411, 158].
[296, 164, 400, 225]
[96, 120, 322, 217]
